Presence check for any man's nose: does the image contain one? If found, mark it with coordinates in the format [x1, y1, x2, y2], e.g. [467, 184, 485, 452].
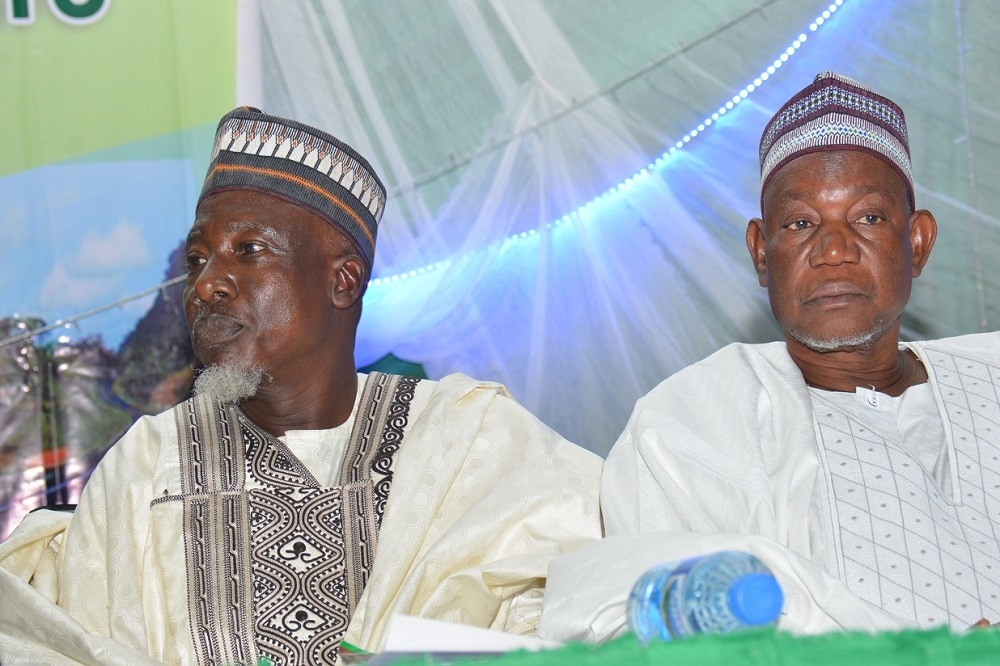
[809, 222, 861, 267]
[188, 256, 237, 304]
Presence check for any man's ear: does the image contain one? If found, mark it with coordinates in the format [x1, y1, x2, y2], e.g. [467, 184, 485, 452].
[330, 255, 367, 310]
[746, 218, 768, 287]
[908, 209, 937, 278]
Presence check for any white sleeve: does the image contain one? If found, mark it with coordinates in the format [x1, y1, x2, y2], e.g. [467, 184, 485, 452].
[0, 417, 168, 666]
[539, 533, 913, 642]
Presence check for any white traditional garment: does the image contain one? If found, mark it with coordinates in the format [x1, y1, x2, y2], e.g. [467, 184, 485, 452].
[0, 372, 602, 665]
[539, 332, 1000, 643]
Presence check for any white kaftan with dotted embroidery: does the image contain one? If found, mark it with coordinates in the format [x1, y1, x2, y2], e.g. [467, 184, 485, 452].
[539, 333, 1000, 643]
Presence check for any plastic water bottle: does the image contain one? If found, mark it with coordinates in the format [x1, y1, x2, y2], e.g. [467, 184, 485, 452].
[627, 550, 784, 643]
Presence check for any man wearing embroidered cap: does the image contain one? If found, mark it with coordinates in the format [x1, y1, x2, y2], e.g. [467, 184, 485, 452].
[540, 72, 1000, 641]
[0, 108, 602, 665]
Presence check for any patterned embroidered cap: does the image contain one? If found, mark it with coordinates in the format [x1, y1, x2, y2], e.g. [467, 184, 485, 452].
[759, 71, 913, 209]
[199, 106, 387, 269]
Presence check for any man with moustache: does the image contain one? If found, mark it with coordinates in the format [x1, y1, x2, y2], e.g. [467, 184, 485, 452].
[0, 107, 602, 665]
[540, 72, 1000, 642]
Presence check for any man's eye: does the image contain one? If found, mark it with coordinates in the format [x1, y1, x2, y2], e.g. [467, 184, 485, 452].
[241, 241, 266, 254]
[186, 255, 206, 270]
[861, 214, 881, 225]
[790, 219, 810, 230]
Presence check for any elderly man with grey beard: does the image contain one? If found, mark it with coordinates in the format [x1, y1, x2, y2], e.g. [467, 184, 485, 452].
[0, 107, 602, 666]
[539, 72, 1000, 642]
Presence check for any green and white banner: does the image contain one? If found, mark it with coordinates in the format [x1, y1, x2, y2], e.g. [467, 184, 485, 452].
[0, 0, 237, 536]
[1, 0, 235, 341]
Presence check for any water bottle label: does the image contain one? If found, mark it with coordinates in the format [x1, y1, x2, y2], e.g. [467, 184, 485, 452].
[662, 556, 702, 638]
[663, 573, 686, 639]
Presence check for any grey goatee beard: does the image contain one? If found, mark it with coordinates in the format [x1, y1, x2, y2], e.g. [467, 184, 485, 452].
[193, 365, 266, 404]
[787, 317, 891, 353]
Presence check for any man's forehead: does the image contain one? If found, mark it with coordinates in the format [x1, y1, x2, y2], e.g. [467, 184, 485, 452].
[187, 191, 351, 250]
[185, 217, 277, 245]
[764, 151, 907, 205]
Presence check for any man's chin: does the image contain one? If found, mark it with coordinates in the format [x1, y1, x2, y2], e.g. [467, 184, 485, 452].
[192, 364, 267, 404]
[788, 328, 883, 353]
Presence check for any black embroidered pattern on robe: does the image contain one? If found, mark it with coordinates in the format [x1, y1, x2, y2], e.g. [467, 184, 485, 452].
[172, 372, 419, 665]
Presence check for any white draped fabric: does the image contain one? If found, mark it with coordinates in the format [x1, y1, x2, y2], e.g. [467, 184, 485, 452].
[245, 0, 998, 455]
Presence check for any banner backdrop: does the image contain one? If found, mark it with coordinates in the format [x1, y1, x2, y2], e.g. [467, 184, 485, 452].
[0, 0, 236, 537]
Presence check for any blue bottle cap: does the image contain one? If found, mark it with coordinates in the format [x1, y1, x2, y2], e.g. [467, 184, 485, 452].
[728, 573, 784, 626]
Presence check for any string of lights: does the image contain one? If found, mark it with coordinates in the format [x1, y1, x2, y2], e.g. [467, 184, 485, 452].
[368, 0, 845, 288]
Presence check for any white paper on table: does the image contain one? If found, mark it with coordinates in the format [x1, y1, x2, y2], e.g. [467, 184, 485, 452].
[381, 614, 562, 654]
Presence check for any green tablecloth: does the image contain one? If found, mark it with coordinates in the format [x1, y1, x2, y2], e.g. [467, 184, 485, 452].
[385, 627, 1000, 665]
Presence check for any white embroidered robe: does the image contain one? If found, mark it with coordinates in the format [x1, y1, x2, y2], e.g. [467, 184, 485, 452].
[0, 373, 602, 665]
[539, 332, 1000, 643]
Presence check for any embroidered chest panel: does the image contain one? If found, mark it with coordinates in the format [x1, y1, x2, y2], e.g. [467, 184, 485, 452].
[814, 350, 1000, 628]
[172, 373, 419, 665]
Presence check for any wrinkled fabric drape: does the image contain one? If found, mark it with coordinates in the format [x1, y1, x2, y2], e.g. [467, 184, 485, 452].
[252, 0, 999, 455]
